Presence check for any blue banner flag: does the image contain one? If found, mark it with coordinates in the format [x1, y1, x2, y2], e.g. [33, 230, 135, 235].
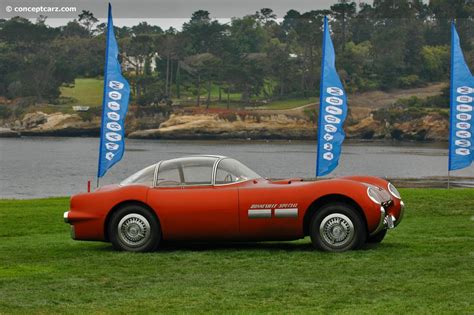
[316, 16, 348, 177]
[448, 22, 474, 171]
[97, 4, 130, 179]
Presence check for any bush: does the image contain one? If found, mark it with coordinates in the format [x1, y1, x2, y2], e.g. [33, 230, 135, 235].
[304, 108, 317, 124]
[397, 75, 423, 89]
[0, 106, 12, 119]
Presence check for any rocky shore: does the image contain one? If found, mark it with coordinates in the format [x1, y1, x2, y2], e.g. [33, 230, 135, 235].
[0, 107, 450, 141]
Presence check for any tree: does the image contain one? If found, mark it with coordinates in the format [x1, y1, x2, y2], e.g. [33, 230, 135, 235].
[330, 1, 357, 50]
[78, 10, 98, 35]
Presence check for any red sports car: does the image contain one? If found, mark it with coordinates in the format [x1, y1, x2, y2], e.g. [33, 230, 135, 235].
[64, 155, 404, 252]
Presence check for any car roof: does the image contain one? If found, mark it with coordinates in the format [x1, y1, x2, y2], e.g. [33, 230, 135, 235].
[159, 155, 228, 164]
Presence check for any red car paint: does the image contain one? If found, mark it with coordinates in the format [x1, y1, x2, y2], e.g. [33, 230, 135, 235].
[65, 162, 403, 243]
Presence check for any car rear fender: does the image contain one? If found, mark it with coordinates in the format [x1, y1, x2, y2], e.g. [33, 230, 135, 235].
[103, 199, 159, 242]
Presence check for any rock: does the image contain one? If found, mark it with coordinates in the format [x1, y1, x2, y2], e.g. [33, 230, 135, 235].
[0, 127, 20, 137]
[346, 116, 385, 139]
[129, 113, 316, 140]
[21, 112, 48, 129]
[17, 111, 100, 136]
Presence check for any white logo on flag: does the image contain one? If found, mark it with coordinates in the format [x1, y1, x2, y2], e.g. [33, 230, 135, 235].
[323, 152, 334, 161]
[108, 101, 121, 111]
[456, 95, 472, 103]
[457, 104, 472, 112]
[105, 142, 120, 151]
[326, 87, 344, 96]
[109, 91, 122, 101]
[323, 133, 334, 141]
[455, 139, 471, 148]
[323, 143, 333, 151]
[456, 130, 471, 139]
[107, 122, 122, 132]
[456, 113, 471, 121]
[105, 152, 115, 161]
[105, 132, 122, 142]
[324, 115, 341, 124]
[457, 86, 473, 95]
[455, 148, 470, 156]
[456, 122, 471, 130]
[109, 80, 124, 90]
[107, 112, 121, 121]
[326, 105, 343, 115]
[324, 124, 337, 133]
[326, 97, 343, 106]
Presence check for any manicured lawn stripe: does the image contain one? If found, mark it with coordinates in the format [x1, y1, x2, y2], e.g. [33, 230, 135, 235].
[0, 189, 473, 313]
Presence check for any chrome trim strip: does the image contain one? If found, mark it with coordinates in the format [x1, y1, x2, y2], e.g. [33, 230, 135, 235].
[248, 209, 271, 219]
[395, 200, 405, 227]
[63, 211, 70, 224]
[369, 206, 386, 236]
[152, 161, 162, 187]
[274, 208, 298, 218]
[211, 157, 224, 186]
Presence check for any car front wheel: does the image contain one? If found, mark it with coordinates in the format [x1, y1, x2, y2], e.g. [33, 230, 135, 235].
[367, 229, 387, 243]
[310, 202, 367, 252]
[109, 204, 161, 252]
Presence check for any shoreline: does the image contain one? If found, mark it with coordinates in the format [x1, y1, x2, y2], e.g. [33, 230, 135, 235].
[1, 178, 472, 200]
[0, 131, 450, 144]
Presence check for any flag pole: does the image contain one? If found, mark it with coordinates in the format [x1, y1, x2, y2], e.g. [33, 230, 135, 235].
[97, 3, 112, 188]
[316, 16, 328, 180]
[447, 171, 450, 189]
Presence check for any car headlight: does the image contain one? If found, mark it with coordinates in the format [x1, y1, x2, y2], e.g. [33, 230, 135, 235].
[388, 182, 401, 199]
[367, 186, 383, 204]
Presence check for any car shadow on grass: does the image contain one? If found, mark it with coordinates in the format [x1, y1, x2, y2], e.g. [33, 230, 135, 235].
[158, 241, 315, 252]
[84, 240, 397, 253]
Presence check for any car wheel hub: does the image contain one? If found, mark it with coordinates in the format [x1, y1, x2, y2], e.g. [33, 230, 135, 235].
[118, 213, 151, 247]
[319, 213, 354, 247]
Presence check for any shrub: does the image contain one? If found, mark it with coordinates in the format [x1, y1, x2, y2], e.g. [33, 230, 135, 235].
[397, 75, 423, 89]
[0, 106, 12, 119]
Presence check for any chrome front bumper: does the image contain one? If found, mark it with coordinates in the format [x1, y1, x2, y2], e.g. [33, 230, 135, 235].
[394, 200, 405, 227]
[63, 211, 75, 239]
[370, 200, 404, 236]
[64, 211, 70, 223]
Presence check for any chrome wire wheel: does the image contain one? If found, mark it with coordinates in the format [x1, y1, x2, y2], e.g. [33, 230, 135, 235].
[319, 213, 355, 248]
[117, 213, 151, 248]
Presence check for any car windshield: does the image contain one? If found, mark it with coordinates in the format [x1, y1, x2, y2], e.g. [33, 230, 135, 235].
[215, 158, 261, 184]
[120, 164, 156, 186]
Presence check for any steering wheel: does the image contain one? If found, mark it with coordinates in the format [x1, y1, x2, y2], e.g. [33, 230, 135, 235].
[224, 173, 233, 183]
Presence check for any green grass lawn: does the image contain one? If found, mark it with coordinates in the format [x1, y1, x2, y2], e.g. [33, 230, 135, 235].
[60, 78, 103, 107]
[261, 97, 317, 110]
[58, 78, 313, 111]
[1, 189, 473, 314]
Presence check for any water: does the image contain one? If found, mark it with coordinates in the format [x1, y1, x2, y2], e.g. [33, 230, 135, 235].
[1, 137, 473, 199]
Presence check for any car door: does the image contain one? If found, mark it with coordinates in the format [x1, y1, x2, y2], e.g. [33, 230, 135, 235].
[147, 157, 239, 240]
[237, 182, 302, 240]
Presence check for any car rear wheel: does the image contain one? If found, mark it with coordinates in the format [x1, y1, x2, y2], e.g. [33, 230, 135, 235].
[310, 202, 366, 252]
[367, 229, 387, 243]
[109, 204, 161, 252]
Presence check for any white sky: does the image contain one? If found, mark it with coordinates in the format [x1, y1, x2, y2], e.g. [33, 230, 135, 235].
[2, 0, 367, 30]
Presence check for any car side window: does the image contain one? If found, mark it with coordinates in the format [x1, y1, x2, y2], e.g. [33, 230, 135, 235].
[182, 159, 214, 186]
[156, 161, 182, 186]
[156, 157, 216, 187]
[215, 158, 261, 185]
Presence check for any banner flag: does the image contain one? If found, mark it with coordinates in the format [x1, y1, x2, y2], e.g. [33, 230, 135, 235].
[316, 16, 348, 177]
[448, 21, 474, 171]
[97, 3, 130, 179]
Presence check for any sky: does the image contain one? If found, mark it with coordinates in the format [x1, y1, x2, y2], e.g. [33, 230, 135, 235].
[2, 0, 367, 29]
